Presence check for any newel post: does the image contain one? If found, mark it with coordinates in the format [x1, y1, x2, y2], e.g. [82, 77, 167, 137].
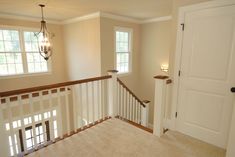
[141, 100, 150, 127]
[107, 70, 118, 118]
[153, 75, 168, 137]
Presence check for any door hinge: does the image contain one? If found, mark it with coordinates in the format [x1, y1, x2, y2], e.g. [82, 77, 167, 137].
[181, 23, 185, 31]
[175, 112, 178, 118]
[178, 70, 181, 77]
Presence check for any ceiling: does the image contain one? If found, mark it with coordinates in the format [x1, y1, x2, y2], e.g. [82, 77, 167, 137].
[0, 0, 172, 21]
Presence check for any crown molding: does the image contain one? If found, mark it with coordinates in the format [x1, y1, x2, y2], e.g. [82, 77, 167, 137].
[140, 16, 172, 24]
[62, 12, 100, 24]
[0, 13, 61, 25]
[0, 11, 172, 25]
[100, 12, 141, 23]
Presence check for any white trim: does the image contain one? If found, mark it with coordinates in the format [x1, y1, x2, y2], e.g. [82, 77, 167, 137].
[0, 25, 52, 78]
[100, 12, 140, 23]
[0, 13, 61, 25]
[141, 16, 172, 24]
[171, 0, 235, 132]
[62, 12, 101, 25]
[0, 11, 173, 25]
[148, 123, 153, 129]
[114, 26, 133, 75]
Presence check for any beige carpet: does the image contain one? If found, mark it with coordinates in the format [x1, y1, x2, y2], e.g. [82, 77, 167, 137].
[28, 118, 225, 157]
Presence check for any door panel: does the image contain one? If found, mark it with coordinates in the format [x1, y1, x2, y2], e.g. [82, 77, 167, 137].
[177, 5, 235, 148]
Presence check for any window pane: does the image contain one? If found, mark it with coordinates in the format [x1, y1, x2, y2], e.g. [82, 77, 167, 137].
[0, 53, 6, 64]
[0, 30, 3, 40]
[24, 31, 49, 74]
[3, 30, 12, 40]
[0, 41, 4, 51]
[0, 64, 8, 75]
[25, 130, 31, 139]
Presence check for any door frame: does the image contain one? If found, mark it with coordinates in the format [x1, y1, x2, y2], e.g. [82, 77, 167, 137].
[171, 0, 235, 132]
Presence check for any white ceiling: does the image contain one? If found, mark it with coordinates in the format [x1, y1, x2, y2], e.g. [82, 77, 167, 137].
[0, 0, 172, 21]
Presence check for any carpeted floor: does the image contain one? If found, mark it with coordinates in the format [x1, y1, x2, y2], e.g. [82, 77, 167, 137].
[28, 118, 226, 157]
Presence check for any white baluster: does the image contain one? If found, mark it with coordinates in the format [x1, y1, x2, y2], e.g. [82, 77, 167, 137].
[141, 100, 150, 127]
[78, 84, 83, 129]
[135, 99, 138, 123]
[18, 95, 28, 152]
[120, 86, 123, 118]
[123, 89, 127, 119]
[0, 99, 11, 157]
[130, 95, 133, 121]
[101, 80, 104, 120]
[98, 80, 101, 121]
[48, 90, 55, 142]
[127, 92, 130, 120]
[57, 88, 63, 139]
[117, 82, 119, 116]
[72, 86, 78, 132]
[29, 93, 38, 149]
[86, 83, 89, 125]
[92, 82, 95, 124]
[65, 87, 71, 135]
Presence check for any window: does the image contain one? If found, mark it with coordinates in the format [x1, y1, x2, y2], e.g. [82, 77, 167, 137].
[5, 110, 57, 156]
[0, 27, 50, 77]
[115, 27, 132, 74]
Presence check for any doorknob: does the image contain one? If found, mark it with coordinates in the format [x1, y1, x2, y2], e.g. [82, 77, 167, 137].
[231, 87, 235, 93]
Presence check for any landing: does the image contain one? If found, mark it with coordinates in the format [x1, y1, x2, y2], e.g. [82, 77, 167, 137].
[28, 118, 225, 157]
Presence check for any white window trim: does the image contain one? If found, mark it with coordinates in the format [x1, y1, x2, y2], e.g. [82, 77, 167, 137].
[0, 25, 52, 79]
[114, 26, 133, 76]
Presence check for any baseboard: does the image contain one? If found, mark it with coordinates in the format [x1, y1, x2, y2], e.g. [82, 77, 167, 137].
[148, 123, 153, 129]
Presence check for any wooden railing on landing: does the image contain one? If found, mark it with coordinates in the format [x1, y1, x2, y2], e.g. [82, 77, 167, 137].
[0, 75, 112, 157]
[0, 73, 151, 157]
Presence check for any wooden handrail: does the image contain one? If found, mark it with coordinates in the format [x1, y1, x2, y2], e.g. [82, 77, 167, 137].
[154, 75, 169, 79]
[0, 75, 112, 97]
[117, 78, 145, 108]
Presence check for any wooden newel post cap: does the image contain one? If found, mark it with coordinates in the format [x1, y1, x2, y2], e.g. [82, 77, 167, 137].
[154, 75, 169, 79]
[107, 70, 119, 73]
[142, 100, 150, 103]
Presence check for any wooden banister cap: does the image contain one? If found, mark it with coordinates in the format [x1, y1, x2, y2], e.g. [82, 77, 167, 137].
[142, 100, 150, 103]
[154, 75, 169, 79]
[107, 70, 119, 73]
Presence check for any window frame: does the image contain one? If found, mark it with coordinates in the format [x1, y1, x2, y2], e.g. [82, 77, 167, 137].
[114, 26, 133, 76]
[0, 25, 52, 79]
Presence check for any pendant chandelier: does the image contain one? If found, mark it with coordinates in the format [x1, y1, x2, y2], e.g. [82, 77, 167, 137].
[35, 4, 53, 61]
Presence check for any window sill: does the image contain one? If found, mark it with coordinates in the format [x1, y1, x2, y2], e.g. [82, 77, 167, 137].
[0, 71, 52, 80]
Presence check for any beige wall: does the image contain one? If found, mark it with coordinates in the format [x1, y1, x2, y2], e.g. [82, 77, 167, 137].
[63, 18, 101, 81]
[139, 21, 172, 125]
[100, 17, 141, 94]
[0, 18, 67, 92]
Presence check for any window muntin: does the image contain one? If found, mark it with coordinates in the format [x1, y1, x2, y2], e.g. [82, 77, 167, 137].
[115, 27, 132, 74]
[0, 27, 50, 77]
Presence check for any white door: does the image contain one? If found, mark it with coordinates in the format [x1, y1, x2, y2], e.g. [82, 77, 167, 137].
[177, 5, 235, 148]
